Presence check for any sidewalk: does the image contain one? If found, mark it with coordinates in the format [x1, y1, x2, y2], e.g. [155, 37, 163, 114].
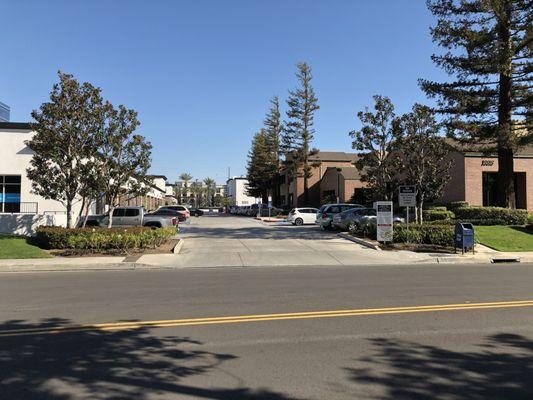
[1, 246, 532, 272]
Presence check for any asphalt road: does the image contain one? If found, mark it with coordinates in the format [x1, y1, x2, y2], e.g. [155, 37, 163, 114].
[1, 263, 533, 399]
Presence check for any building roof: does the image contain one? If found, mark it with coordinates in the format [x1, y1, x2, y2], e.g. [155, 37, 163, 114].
[0, 122, 32, 130]
[147, 174, 168, 180]
[324, 166, 361, 180]
[308, 151, 358, 162]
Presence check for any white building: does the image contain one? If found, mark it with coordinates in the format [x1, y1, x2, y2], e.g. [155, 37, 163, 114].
[226, 177, 258, 206]
[0, 122, 83, 234]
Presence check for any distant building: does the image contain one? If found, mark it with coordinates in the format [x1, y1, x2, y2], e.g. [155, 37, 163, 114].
[215, 184, 226, 198]
[0, 102, 10, 122]
[226, 177, 257, 206]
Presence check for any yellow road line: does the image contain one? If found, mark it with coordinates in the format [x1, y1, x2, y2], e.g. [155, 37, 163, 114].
[2, 299, 533, 337]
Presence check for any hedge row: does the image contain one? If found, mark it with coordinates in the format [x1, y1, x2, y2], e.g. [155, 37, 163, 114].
[423, 209, 455, 221]
[454, 206, 528, 225]
[35, 226, 176, 252]
[362, 224, 454, 247]
[394, 225, 455, 247]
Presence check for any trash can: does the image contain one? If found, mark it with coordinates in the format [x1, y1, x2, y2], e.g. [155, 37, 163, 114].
[455, 222, 475, 254]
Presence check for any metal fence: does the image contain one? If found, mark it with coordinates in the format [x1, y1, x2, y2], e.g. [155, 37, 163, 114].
[0, 202, 38, 214]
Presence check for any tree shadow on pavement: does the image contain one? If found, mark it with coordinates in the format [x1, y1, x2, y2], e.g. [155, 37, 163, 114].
[346, 333, 533, 399]
[0, 318, 298, 400]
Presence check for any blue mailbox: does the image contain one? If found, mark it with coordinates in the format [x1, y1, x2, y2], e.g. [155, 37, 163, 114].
[454, 222, 475, 254]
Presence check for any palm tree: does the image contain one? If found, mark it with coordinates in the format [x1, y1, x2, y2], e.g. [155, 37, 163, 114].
[179, 172, 192, 204]
[190, 180, 202, 208]
[203, 178, 216, 207]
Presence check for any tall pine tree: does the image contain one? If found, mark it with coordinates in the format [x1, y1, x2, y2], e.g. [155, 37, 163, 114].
[247, 130, 277, 201]
[263, 96, 283, 203]
[420, 0, 532, 208]
[282, 62, 320, 206]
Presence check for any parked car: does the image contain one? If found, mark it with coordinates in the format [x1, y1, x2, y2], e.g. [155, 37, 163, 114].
[332, 207, 376, 231]
[287, 207, 320, 226]
[160, 205, 190, 218]
[153, 207, 187, 222]
[358, 214, 406, 235]
[188, 208, 204, 217]
[83, 206, 177, 228]
[316, 203, 364, 230]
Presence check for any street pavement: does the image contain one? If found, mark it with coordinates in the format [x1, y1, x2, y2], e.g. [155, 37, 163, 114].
[1, 262, 533, 399]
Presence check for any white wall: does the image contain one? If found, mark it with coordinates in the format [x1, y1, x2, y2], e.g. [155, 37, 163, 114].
[227, 178, 257, 206]
[0, 213, 66, 236]
[0, 127, 82, 226]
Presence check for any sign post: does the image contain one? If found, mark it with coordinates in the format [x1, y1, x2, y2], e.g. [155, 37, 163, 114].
[375, 201, 393, 244]
[399, 185, 416, 236]
[267, 195, 272, 218]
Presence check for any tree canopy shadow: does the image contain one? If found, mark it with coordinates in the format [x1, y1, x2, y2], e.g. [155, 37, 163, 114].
[0, 318, 298, 400]
[346, 333, 533, 399]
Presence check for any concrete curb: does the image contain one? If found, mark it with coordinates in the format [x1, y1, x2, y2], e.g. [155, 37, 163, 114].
[172, 238, 184, 254]
[337, 232, 382, 251]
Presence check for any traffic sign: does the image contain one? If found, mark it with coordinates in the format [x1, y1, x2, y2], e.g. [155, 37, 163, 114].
[399, 185, 417, 207]
[376, 201, 393, 243]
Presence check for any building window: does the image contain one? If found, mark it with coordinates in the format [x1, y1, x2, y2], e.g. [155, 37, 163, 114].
[0, 175, 22, 213]
[483, 172, 527, 209]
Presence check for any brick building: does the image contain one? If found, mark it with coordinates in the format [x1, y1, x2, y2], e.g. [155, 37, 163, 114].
[441, 143, 532, 211]
[277, 152, 367, 208]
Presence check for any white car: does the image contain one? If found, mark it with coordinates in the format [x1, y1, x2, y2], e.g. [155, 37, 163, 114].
[287, 207, 319, 226]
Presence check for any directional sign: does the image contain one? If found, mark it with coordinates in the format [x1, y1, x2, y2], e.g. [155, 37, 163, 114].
[399, 185, 417, 207]
[376, 201, 393, 243]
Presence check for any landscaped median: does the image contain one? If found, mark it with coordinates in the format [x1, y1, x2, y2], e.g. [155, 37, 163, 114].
[0, 227, 178, 260]
[349, 204, 532, 253]
[35, 226, 177, 255]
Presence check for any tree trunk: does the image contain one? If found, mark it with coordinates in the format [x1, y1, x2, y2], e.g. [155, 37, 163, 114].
[77, 197, 86, 225]
[303, 175, 309, 206]
[419, 198, 424, 224]
[107, 205, 115, 228]
[66, 201, 73, 229]
[496, 2, 516, 208]
[81, 200, 92, 228]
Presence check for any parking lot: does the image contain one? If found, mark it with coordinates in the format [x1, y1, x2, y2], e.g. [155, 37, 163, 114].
[173, 214, 428, 267]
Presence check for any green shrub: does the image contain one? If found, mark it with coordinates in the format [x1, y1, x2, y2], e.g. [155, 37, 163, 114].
[424, 205, 448, 212]
[423, 210, 455, 221]
[35, 226, 175, 253]
[359, 223, 454, 246]
[447, 201, 469, 212]
[393, 224, 454, 246]
[528, 213, 533, 224]
[454, 206, 528, 225]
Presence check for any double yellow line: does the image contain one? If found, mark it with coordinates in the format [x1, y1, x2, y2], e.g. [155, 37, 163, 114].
[2, 299, 533, 337]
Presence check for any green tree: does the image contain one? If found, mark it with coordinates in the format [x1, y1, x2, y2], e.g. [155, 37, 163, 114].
[282, 62, 320, 206]
[179, 172, 192, 204]
[247, 130, 277, 200]
[99, 103, 152, 228]
[190, 180, 202, 208]
[349, 95, 400, 201]
[203, 178, 216, 206]
[263, 96, 283, 204]
[395, 104, 452, 223]
[420, 0, 532, 208]
[27, 71, 104, 228]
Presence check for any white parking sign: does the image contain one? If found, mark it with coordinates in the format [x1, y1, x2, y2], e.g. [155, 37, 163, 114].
[376, 201, 393, 242]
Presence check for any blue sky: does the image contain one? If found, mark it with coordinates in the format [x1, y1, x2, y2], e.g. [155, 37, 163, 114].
[1, 0, 446, 184]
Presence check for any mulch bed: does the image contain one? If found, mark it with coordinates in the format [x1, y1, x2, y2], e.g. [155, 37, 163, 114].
[47, 238, 180, 257]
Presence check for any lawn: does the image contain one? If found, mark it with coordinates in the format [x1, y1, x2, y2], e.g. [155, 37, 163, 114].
[0, 236, 51, 259]
[475, 226, 533, 252]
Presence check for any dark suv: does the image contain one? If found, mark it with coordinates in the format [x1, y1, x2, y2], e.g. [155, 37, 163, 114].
[316, 203, 364, 230]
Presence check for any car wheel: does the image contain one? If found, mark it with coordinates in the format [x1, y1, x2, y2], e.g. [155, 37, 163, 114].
[295, 218, 304, 226]
[348, 222, 357, 233]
